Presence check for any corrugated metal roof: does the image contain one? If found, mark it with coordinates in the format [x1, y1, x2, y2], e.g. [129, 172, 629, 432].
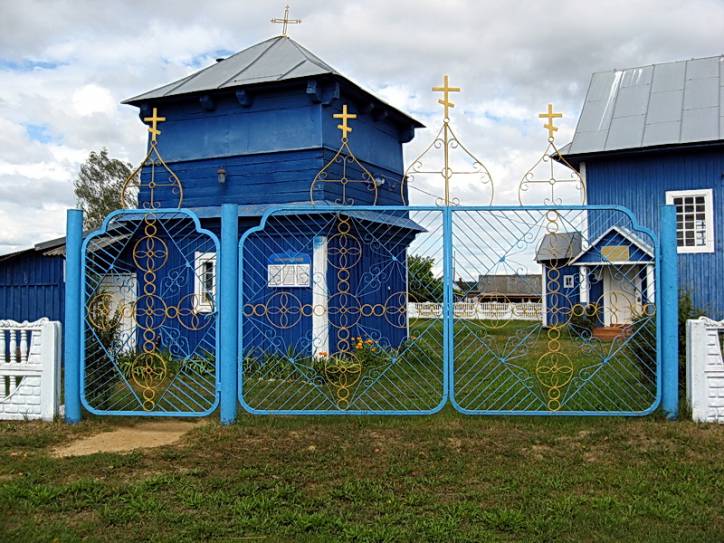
[566, 55, 724, 155]
[476, 274, 542, 297]
[535, 232, 583, 262]
[124, 36, 338, 103]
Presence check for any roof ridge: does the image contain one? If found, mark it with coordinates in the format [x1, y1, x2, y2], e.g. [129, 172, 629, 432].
[217, 36, 285, 89]
[286, 37, 337, 73]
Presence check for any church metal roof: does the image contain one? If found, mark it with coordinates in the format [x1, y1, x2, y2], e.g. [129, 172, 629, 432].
[122, 36, 422, 126]
[124, 36, 338, 103]
[565, 55, 724, 156]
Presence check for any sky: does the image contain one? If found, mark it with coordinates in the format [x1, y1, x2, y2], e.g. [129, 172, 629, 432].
[0, 0, 722, 254]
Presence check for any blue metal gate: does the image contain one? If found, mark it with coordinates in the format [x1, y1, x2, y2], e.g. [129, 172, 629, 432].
[238, 206, 446, 414]
[238, 204, 661, 416]
[80, 209, 220, 416]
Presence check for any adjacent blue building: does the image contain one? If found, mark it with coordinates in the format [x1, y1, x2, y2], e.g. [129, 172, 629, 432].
[540, 55, 724, 322]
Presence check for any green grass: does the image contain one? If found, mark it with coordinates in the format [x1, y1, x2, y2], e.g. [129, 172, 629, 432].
[0, 414, 723, 542]
[241, 318, 655, 413]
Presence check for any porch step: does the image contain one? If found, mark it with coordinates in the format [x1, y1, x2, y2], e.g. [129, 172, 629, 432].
[592, 325, 631, 341]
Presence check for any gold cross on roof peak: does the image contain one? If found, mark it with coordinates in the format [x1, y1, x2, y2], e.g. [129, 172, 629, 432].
[539, 103, 563, 140]
[334, 104, 357, 141]
[271, 5, 302, 36]
[433, 75, 461, 120]
[143, 107, 166, 143]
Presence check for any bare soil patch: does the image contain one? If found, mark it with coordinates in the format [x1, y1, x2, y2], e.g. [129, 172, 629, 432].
[51, 420, 205, 457]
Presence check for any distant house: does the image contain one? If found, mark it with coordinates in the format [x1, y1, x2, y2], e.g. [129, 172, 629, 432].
[556, 54, 724, 320]
[457, 274, 542, 303]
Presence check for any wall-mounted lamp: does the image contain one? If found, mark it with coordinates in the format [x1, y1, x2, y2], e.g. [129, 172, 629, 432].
[217, 167, 227, 184]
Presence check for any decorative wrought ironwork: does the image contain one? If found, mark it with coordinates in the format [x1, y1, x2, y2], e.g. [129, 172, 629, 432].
[451, 206, 658, 414]
[240, 207, 445, 413]
[82, 108, 218, 415]
[310, 104, 378, 206]
[518, 104, 585, 206]
[401, 75, 493, 206]
[271, 4, 302, 36]
[83, 210, 219, 414]
[120, 107, 183, 210]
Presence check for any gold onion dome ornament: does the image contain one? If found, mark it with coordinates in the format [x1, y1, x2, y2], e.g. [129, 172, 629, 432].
[517, 104, 585, 207]
[120, 107, 184, 210]
[309, 104, 378, 206]
[401, 75, 494, 206]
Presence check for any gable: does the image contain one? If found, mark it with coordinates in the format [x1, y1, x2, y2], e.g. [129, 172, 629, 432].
[571, 227, 654, 265]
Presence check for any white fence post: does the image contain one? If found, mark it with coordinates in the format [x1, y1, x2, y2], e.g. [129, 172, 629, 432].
[0, 318, 62, 422]
[686, 317, 724, 423]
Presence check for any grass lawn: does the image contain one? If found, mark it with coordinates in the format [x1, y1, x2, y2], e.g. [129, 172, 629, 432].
[1, 412, 723, 542]
[241, 318, 655, 414]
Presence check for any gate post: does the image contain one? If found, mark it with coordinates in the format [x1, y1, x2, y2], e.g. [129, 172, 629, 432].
[63, 209, 83, 424]
[443, 207, 453, 395]
[660, 204, 679, 420]
[219, 204, 239, 424]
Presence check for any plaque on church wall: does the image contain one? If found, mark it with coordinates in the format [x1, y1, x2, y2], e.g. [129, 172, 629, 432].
[267, 253, 311, 288]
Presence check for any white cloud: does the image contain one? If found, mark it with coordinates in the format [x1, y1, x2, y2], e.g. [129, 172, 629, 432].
[72, 84, 116, 116]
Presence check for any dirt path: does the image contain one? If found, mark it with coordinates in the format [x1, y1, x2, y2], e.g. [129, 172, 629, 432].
[52, 420, 205, 457]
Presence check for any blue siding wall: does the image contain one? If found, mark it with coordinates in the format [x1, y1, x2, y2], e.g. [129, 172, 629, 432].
[586, 148, 724, 318]
[138, 82, 411, 209]
[0, 252, 64, 323]
[543, 263, 580, 326]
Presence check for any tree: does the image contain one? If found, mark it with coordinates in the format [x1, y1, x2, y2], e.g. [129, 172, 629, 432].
[407, 254, 444, 302]
[73, 148, 137, 230]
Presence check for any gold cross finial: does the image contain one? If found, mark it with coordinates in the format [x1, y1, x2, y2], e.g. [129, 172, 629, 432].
[432, 75, 461, 120]
[271, 4, 302, 36]
[539, 103, 563, 140]
[143, 107, 166, 143]
[333, 104, 357, 141]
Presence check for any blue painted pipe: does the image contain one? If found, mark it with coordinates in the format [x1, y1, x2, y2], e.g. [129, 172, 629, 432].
[219, 204, 239, 424]
[64, 209, 83, 423]
[660, 205, 679, 420]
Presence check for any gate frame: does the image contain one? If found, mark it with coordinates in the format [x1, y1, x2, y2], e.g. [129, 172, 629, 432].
[62, 203, 679, 421]
[237, 204, 450, 416]
[446, 204, 666, 417]
[76, 208, 222, 418]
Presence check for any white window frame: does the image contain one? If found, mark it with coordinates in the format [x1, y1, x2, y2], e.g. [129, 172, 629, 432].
[666, 189, 715, 254]
[194, 252, 216, 313]
[563, 275, 575, 289]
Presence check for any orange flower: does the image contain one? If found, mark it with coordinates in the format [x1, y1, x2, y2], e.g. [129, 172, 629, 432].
[356, 344, 363, 350]
[318, 352, 327, 357]
[365, 339, 373, 345]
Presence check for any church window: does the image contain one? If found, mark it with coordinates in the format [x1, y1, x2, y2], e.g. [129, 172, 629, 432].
[194, 252, 216, 312]
[666, 189, 714, 253]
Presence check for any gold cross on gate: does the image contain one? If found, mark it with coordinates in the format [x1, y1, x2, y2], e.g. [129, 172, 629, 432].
[432, 75, 461, 120]
[539, 103, 563, 140]
[333, 104, 357, 140]
[271, 5, 302, 36]
[143, 107, 166, 143]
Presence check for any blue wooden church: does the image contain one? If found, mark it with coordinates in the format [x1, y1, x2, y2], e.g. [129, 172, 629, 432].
[0, 33, 425, 384]
[538, 54, 724, 325]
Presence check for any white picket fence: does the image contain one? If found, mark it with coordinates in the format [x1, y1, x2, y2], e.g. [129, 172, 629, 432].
[687, 317, 724, 423]
[0, 319, 61, 421]
[409, 302, 542, 321]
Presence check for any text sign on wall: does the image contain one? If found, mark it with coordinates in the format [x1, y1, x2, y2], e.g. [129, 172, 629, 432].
[268, 252, 311, 288]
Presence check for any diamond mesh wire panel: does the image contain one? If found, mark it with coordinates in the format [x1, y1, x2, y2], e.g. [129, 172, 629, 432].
[450, 207, 659, 414]
[239, 207, 445, 414]
[81, 210, 219, 415]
